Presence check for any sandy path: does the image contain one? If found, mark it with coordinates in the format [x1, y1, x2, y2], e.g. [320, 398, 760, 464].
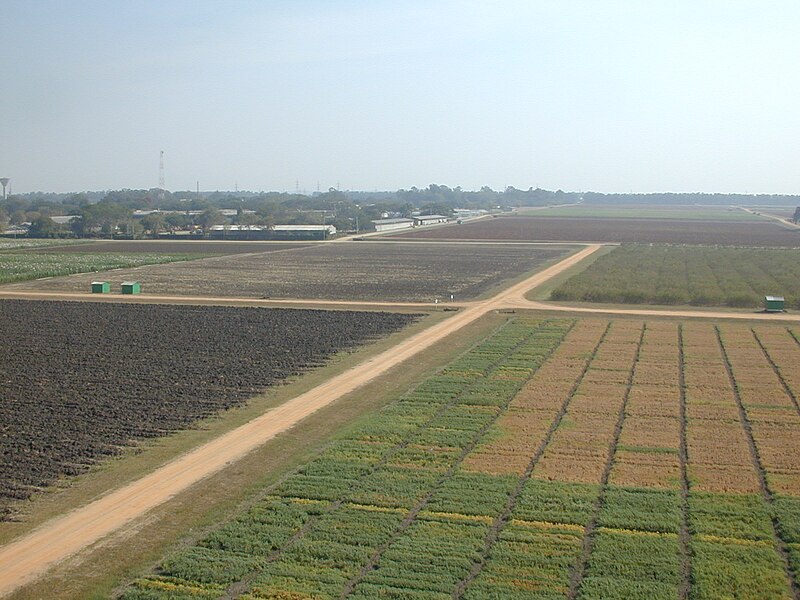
[509, 299, 800, 322]
[0, 290, 448, 310]
[0, 245, 600, 597]
[739, 206, 800, 230]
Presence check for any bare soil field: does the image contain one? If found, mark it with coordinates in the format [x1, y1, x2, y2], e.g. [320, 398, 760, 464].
[6, 241, 575, 302]
[28, 240, 311, 254]
[517, 204, 763, 220]
[0, 300, 417, 520]
[393, 215, 800, 246]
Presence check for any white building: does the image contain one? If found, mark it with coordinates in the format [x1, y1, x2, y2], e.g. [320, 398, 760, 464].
[271, 224, 336, 235]
[209, 224, 336, 235]
[372, 218, 415, 232]
[49, 215, 80, 225]
[413, 215, 449, 226]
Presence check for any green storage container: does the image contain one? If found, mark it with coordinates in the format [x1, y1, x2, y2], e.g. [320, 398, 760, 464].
[764, 296, 785, 312]
[121, 281, 141, 295]
[91, 281, 110, 294]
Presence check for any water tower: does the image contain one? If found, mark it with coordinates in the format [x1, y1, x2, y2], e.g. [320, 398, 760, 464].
[0, 178, 8, 200]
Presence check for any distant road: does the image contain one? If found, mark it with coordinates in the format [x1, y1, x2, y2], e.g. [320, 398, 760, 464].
[738, 206, 800, 230]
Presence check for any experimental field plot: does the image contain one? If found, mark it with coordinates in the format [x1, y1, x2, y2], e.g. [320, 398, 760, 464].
[393, 215, 800, 246]
[0, 300, 418, 520]
[551, 245, 800, 308]
[0, 239, 91, 251]
[0, 252, 206, 284]
[5, 242, 575, 302]
[122, 316, 800, 599]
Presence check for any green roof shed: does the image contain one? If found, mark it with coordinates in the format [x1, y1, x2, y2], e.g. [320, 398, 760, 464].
[91, 281, 110, 294]
[765, 296, 785, 312]
[121, 281, 141, 295]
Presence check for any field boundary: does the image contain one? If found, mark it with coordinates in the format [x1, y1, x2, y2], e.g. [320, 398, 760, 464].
[677, 325, 692, 600]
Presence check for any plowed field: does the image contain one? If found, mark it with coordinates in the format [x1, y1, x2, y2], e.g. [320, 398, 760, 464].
[0, 300, 417, 520]
[6, 242, 575, 302]
[393, 215, 800, 246]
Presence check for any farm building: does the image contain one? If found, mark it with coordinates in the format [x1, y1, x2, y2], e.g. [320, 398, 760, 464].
[208, 224, 335, 240]
[414, 215, 449, 226]
[50, 215, 80, 225]
[271, 225, 336, 239]
[372, 218, 415, 232]
[764, 295, 785, 312]
[453, 208, 488, 219]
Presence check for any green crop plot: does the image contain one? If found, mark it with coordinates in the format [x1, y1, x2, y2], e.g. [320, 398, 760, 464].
[121, 318, 800, 599]
[0, 238, 89, 251]
[552, 244, 800, 308]
[0, 252, 205, 284]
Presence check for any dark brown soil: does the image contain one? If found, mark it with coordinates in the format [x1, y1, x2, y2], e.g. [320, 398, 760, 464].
[0, 300, 417, 519]
[393, 216, 800, 247]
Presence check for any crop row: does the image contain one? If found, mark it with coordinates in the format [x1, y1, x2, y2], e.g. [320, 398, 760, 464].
[551, 245, 800, 308]
[122, 319, 800, 599]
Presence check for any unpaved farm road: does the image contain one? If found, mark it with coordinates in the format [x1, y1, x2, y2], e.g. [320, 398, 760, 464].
[0, 245, 600, 597]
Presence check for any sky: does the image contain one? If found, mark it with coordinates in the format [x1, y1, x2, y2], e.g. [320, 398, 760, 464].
[1, 1, 799, 195]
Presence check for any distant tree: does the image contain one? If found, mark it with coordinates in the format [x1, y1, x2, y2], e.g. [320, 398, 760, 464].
[197, 208, 225, 232]
[420, 202, 453, 217]
[76, 202, 131, 237]
[28, 216, 60, 238]
[236, 211, 259, 227]
[66, 192, 90, 207]
[256, 214, 275, 230]
[140, 212, 166, 236]
[10, 210, 26, 225]
[794, 207, 800, 224]
[0, 207, 8, 227]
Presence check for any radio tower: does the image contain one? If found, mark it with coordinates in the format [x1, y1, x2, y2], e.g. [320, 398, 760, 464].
[158, 150, 165, 201]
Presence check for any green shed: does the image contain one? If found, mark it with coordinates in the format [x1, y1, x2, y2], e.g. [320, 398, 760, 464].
[91, 281, 110, 294]
[765, 296, 785, 312]
[121, 281, 141, 295]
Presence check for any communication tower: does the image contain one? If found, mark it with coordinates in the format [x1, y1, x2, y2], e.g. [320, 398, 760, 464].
[158, 151, 165, 201]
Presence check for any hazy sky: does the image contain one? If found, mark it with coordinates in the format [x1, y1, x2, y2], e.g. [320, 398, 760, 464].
[2, 1, 798, 194]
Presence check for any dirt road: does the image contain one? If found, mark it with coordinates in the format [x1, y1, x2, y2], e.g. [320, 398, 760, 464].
[0, 289, 447, 310]
[739, 206, 800, 230]
[511, 299, 800, 322]
[0, 245, 600, 597]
